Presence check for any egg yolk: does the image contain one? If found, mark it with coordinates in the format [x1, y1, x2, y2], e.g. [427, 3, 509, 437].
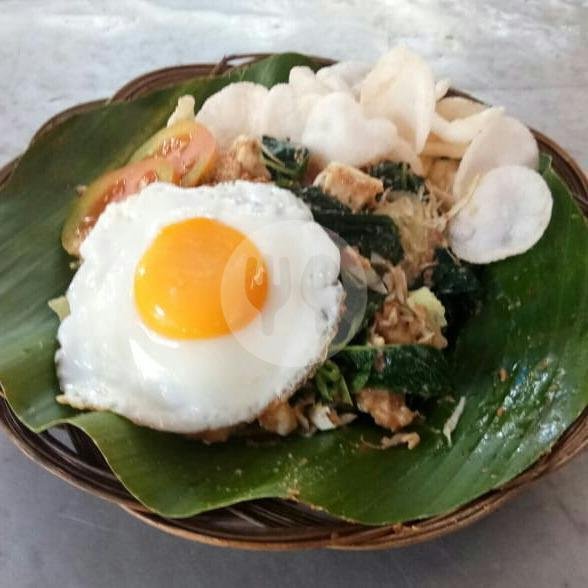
[134, 218, 268, 339]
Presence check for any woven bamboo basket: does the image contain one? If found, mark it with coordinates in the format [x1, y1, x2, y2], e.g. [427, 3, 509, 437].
[1, 53, 587, 551]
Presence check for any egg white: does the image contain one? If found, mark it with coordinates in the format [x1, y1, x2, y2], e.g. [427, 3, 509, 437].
[56, 181, 344, 433]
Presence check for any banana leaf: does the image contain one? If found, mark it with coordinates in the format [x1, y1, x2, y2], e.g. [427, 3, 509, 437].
[1, 53, 587, 524]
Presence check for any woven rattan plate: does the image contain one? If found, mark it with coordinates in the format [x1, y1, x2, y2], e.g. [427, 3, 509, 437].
[1, 53, 587, 551]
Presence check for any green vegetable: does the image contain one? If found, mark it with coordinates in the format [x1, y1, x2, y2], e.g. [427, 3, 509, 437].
[295, 185, 351, 214]
[314, 343, 451, 407]
[407, 287, 447, 328]
[431, 248, 481, 298]
[336, 345, 452, 398]
[261, 135, 309, 188]
[294, 186, 403, 262]
[367, 160, 424, 192]
[313, 360, 353, 406]
[1, 52, 587, 525]
[315, 211, 404, 263]
[430, 248, 482, 339]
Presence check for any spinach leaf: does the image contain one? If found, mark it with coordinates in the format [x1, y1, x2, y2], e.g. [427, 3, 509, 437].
[335, 344, 452, 399]
[261, 135, 309, 188]
[295, 185, 351, 214]
[317, 212, 403, 263]
[294, 186, 404, 263]
[367, 160, 424, 193]
[430, 248, 482, 340]
[431, 248, 481, 298]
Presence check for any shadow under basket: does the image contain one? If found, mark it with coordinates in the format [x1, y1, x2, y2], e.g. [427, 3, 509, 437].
[1, 53, 587, 551]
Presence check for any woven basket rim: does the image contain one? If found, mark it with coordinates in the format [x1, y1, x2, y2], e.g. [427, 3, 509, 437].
[1, 52, 587, 551]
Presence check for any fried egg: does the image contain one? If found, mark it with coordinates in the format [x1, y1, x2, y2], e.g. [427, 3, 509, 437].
[56, 181, 344, 433]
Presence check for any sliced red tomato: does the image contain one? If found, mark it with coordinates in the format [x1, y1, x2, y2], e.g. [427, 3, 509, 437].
[129, 120, 218, 187]
[61, 158, 177, 256]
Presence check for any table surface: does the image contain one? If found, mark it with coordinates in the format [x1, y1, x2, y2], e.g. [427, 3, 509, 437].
[1, 1, 587, 586]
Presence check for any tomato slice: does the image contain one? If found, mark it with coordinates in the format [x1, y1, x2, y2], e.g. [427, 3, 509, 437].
[129, 120, 217, 187]
[61, 158, 176, 256]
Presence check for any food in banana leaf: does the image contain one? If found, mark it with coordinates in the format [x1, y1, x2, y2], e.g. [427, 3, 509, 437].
[1, 49, 586, 525]
[51, 46, 557, 447]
